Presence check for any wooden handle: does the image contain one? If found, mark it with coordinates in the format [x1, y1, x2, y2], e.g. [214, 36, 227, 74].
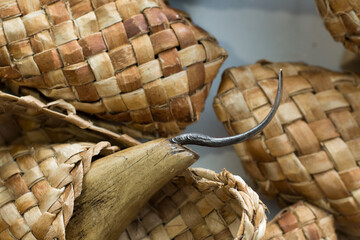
[66, 139, 199, 240]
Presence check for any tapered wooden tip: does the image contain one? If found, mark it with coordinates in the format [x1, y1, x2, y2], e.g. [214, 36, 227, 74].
[66, 139, 199, 240]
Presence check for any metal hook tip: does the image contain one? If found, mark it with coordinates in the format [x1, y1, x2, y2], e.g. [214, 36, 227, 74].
[171, 69, 283, 147]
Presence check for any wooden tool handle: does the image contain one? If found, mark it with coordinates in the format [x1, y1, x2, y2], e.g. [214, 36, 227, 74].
[66, 139, 199, 240]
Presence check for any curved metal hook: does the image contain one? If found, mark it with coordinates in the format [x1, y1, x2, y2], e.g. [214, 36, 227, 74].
[170, 69, 283, 147]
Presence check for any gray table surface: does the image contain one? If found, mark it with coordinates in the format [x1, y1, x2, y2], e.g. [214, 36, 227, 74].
[168, 0, 345, 220]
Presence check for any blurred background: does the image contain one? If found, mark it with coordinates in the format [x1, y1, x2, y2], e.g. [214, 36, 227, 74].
[168, 0, 345, 219]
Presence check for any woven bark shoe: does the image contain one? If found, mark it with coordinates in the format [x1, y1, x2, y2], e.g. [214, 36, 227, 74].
[120, 168, 267, 240]
[315, 0, 360, 54]
[0, 0, 227, 139]
[265, 201, 336, 240]
[213, 60, 360, 237]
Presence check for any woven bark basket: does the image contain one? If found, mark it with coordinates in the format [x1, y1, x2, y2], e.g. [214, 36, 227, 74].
[0, 0, 227, 139]
[265, 201, 336, 240]
[120, 168, 267, 240]
[314, 0, 360, 54]
[213, 61, 360, 237]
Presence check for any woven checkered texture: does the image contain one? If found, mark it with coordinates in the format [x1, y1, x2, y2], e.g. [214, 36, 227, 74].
[0, 0, 227, 139]
[213, 61, 360, 237]
[0, 141, 116, 240]
[264, 201, 336, 240]
[0, 90, 139, 148]
[315, 0, 360, 54]
[119, 168, 267, 240]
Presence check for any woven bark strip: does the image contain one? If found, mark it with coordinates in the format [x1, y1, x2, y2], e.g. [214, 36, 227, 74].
[264, 201, 336, 240]
[120, 168, 267, 240]
[0, 0, 228, 139]
[0, 90, 139, 148]
[315, 0, 360, 54]
[0, 142, 117, 240]
[213, 61, 360, 237]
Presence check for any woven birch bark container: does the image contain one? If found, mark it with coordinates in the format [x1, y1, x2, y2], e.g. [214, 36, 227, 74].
[264, 201, 336, 240]
[119, 168, 267, 240]
[0, 0, 227, 139]
[213, 61, 360, 237]
[315, 0, 360, 54]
